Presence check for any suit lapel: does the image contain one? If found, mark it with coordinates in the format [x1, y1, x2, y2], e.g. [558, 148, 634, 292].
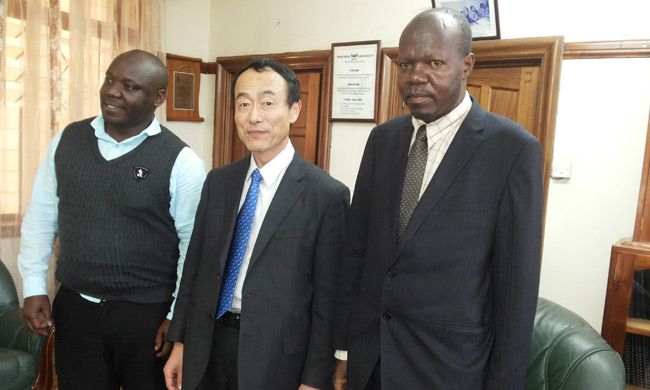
[395, 100, 487, 259]
[217, 157, 251, 272]
[388, 118, 416, 240]
[248, 153, 305, 268]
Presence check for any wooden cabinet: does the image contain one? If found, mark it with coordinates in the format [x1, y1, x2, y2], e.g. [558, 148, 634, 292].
[602, 240, 650, 355]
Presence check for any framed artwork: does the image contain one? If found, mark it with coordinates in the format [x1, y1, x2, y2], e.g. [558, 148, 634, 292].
[329, 40, 381, 122]
[432, 0, 500, 41]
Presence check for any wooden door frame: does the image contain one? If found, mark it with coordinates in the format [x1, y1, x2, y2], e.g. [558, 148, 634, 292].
[212, 51, 332, 170]
[378, 37, 564, 200]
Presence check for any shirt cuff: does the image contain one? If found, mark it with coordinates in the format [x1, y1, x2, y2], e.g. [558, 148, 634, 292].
[21, 273, 48, 298]
[335, 350, 348, 360]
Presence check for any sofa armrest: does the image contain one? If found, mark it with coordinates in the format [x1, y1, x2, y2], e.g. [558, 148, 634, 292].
[0, 306, 44, 360]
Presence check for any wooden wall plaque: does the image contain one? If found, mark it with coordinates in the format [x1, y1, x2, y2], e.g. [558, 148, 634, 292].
[166, 54, 204, 122]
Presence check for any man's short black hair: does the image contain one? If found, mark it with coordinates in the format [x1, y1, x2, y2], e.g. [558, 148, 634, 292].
[231, 58, 301, 107]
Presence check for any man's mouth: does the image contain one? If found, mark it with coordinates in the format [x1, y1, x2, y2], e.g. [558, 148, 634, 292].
[104, 102, 123, 110]
[407, 94, 433, 103]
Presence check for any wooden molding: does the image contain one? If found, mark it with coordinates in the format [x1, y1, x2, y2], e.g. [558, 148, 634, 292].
[212, 51, 333, 170]
[564, 40, 650, 60]
[633, 108, 650, 242]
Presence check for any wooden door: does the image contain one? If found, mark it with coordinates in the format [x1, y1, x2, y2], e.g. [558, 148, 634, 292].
[230, 71, 322, 164]
[378, 37, 564, 206]
[467, 66, 539, 136]
[380, 65, 540, 136]
[212, 51, 333, 171]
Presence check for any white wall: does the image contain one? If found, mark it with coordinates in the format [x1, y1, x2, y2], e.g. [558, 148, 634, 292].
[162, 0, 215, 165]
[166, 0, 650, 331]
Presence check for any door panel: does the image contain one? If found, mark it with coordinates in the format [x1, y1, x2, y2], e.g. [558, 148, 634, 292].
[468, 66, 540, 135]
[377, 37, 563, 209]
[291, 72, 321, 164]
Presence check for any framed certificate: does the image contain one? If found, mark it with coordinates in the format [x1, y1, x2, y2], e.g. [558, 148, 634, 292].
[329, 40, 381, 122]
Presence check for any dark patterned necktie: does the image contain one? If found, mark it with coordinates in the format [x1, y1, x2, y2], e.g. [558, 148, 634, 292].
[398, 125, 428, 239]
[216, 169, 262, 318]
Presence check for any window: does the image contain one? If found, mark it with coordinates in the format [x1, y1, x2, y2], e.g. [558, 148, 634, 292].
[0, 0, 163, 237]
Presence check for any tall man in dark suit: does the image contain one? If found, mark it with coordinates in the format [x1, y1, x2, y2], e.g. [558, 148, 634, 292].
[333, 8, 544, 390]
[164, 58, 350, 390]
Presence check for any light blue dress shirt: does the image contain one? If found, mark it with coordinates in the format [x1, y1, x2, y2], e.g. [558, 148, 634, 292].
[17, 115, 207, 319]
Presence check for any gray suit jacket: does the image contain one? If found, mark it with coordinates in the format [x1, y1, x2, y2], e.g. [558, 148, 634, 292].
[169, 152, 349, 390]
[335, 98, 544, 389]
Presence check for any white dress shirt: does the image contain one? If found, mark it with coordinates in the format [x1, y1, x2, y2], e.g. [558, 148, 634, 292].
[410, 91, 472, 199]
[230, 140, 295, 312]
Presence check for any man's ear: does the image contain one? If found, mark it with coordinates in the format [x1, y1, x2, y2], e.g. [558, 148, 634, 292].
[462, 53, 475, 80]
[154, 89, 167, 107]
[289, 100, 302, 124]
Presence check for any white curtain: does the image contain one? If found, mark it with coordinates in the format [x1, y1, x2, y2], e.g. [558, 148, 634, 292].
[0, 0, 166, 303]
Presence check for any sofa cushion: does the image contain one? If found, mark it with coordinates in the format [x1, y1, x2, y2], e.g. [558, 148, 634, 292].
[0, 346, 37, 390]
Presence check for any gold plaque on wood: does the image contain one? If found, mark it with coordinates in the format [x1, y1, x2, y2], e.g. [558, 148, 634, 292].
[166, 54, 204, 122]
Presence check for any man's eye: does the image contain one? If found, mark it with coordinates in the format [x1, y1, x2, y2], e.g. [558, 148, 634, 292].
[104, 78, 112, 84]
[124, 84, 133, 90]
[430, 60, 442, 67]
[398, 63, 411, 70]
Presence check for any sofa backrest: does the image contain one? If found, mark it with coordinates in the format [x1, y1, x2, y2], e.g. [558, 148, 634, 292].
[0, 259, 19, 309]
[525, 297, 625, 390]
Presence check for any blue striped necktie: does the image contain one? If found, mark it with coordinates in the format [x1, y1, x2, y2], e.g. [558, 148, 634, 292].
[216, 168, 262, 319]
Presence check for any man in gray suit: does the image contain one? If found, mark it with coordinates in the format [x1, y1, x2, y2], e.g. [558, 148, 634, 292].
[333, 8, 543, 390]
[164, 58, 349, 390]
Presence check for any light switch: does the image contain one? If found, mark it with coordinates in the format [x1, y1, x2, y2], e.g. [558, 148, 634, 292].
[551, 161, 572, 179]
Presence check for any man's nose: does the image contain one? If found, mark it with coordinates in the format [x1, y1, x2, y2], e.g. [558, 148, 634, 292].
[407, 63, 427, 84]
[104, 83, 121, 98]
[249, 103, 263, 123]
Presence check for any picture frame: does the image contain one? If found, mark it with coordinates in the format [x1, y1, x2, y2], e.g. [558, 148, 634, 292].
[432, 0, 500, 41]
[329, 40, 381, 122]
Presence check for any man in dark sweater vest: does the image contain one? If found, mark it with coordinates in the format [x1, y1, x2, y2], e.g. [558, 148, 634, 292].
[18, 50, 206, 389]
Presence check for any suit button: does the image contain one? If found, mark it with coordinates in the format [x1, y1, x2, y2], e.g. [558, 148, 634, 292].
[217, 275, 221, 281]
[387, 269, 397, 277]
[383, 312, 392, 321]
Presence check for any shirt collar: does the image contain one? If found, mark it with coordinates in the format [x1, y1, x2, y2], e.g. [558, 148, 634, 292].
[411, 91, 472, 135]
[247, 140, 295, 187]
[90, 114, 161, 144]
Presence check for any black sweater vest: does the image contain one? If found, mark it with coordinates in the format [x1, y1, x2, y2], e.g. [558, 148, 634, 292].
[54, 118, 186, 303]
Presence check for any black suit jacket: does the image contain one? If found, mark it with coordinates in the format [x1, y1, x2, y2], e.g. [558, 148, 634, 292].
[335, 98, 544, 389]
[169, 152, 349, 390]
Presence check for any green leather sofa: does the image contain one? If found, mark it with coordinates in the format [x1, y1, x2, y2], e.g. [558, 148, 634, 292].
[0, 259, 43, 390]
[525, 297, 625, 390]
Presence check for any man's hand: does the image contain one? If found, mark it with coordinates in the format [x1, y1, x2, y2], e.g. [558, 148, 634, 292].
[298, 385, 320, 390]
[23, 295, 52, 336]
[163, 342, 183, 390]
[333, 359, 347, 390]
[155, 318, 173, 358]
